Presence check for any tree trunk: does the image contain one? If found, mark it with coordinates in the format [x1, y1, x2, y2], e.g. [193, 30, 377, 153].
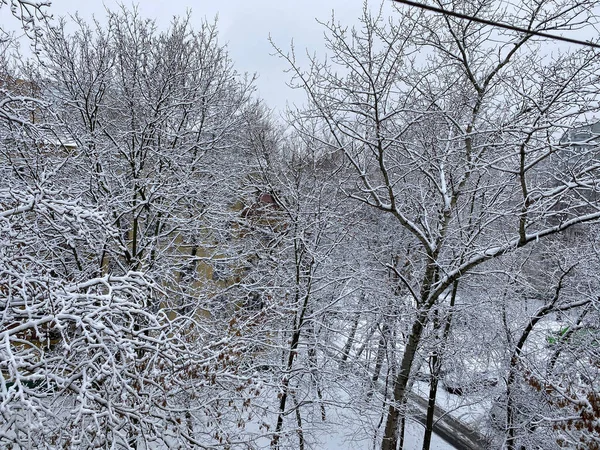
[340, 312, 360, 364]
[291, 389, 305, 450]
[505, 371, 517, 450]
[505, 268, 573, 450]
[272, 327, 301, 449]
[307, 334, 326, 421]
[372, 328, 388, 385]
[422, 353, 440, 450]
[381, 310, 427, 450]
[423, 280, 458, 450]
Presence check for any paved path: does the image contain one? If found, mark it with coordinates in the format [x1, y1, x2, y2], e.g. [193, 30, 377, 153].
[407, 392, 490, 449]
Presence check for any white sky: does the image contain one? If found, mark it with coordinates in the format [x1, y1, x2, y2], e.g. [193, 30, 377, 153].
[2, 0, 393, 112]
[2, 1, 597, 113]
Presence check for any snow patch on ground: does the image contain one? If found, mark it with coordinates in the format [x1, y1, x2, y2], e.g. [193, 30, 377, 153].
[316, 417, 457, 450]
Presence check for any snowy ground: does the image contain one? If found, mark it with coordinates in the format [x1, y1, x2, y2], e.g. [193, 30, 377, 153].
[246, 405, 457, 450]
[318, 419, 457, 450]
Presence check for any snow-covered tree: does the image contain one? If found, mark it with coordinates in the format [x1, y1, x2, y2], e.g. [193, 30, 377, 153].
[275, 1, 600, 448]
[1, 7, 270, 448]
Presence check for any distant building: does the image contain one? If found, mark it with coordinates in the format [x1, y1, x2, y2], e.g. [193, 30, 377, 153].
[40, 135, 78, 152]
[1, 74, 78, 154]
[559, 121, 600, 147]
[554, 121, 600, 237]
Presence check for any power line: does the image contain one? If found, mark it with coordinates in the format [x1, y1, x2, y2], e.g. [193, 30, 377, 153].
[392, 0, 600, 49]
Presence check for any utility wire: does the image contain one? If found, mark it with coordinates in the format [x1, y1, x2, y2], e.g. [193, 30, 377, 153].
[392, 0, 600, 49]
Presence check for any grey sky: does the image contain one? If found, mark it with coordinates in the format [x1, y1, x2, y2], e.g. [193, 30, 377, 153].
[11, 0, 391, 112]
[5, 1, 594, 112]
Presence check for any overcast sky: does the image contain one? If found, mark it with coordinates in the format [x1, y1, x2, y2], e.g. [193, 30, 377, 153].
[4, 1, 597, 112]
[4, 0, 395, 112]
